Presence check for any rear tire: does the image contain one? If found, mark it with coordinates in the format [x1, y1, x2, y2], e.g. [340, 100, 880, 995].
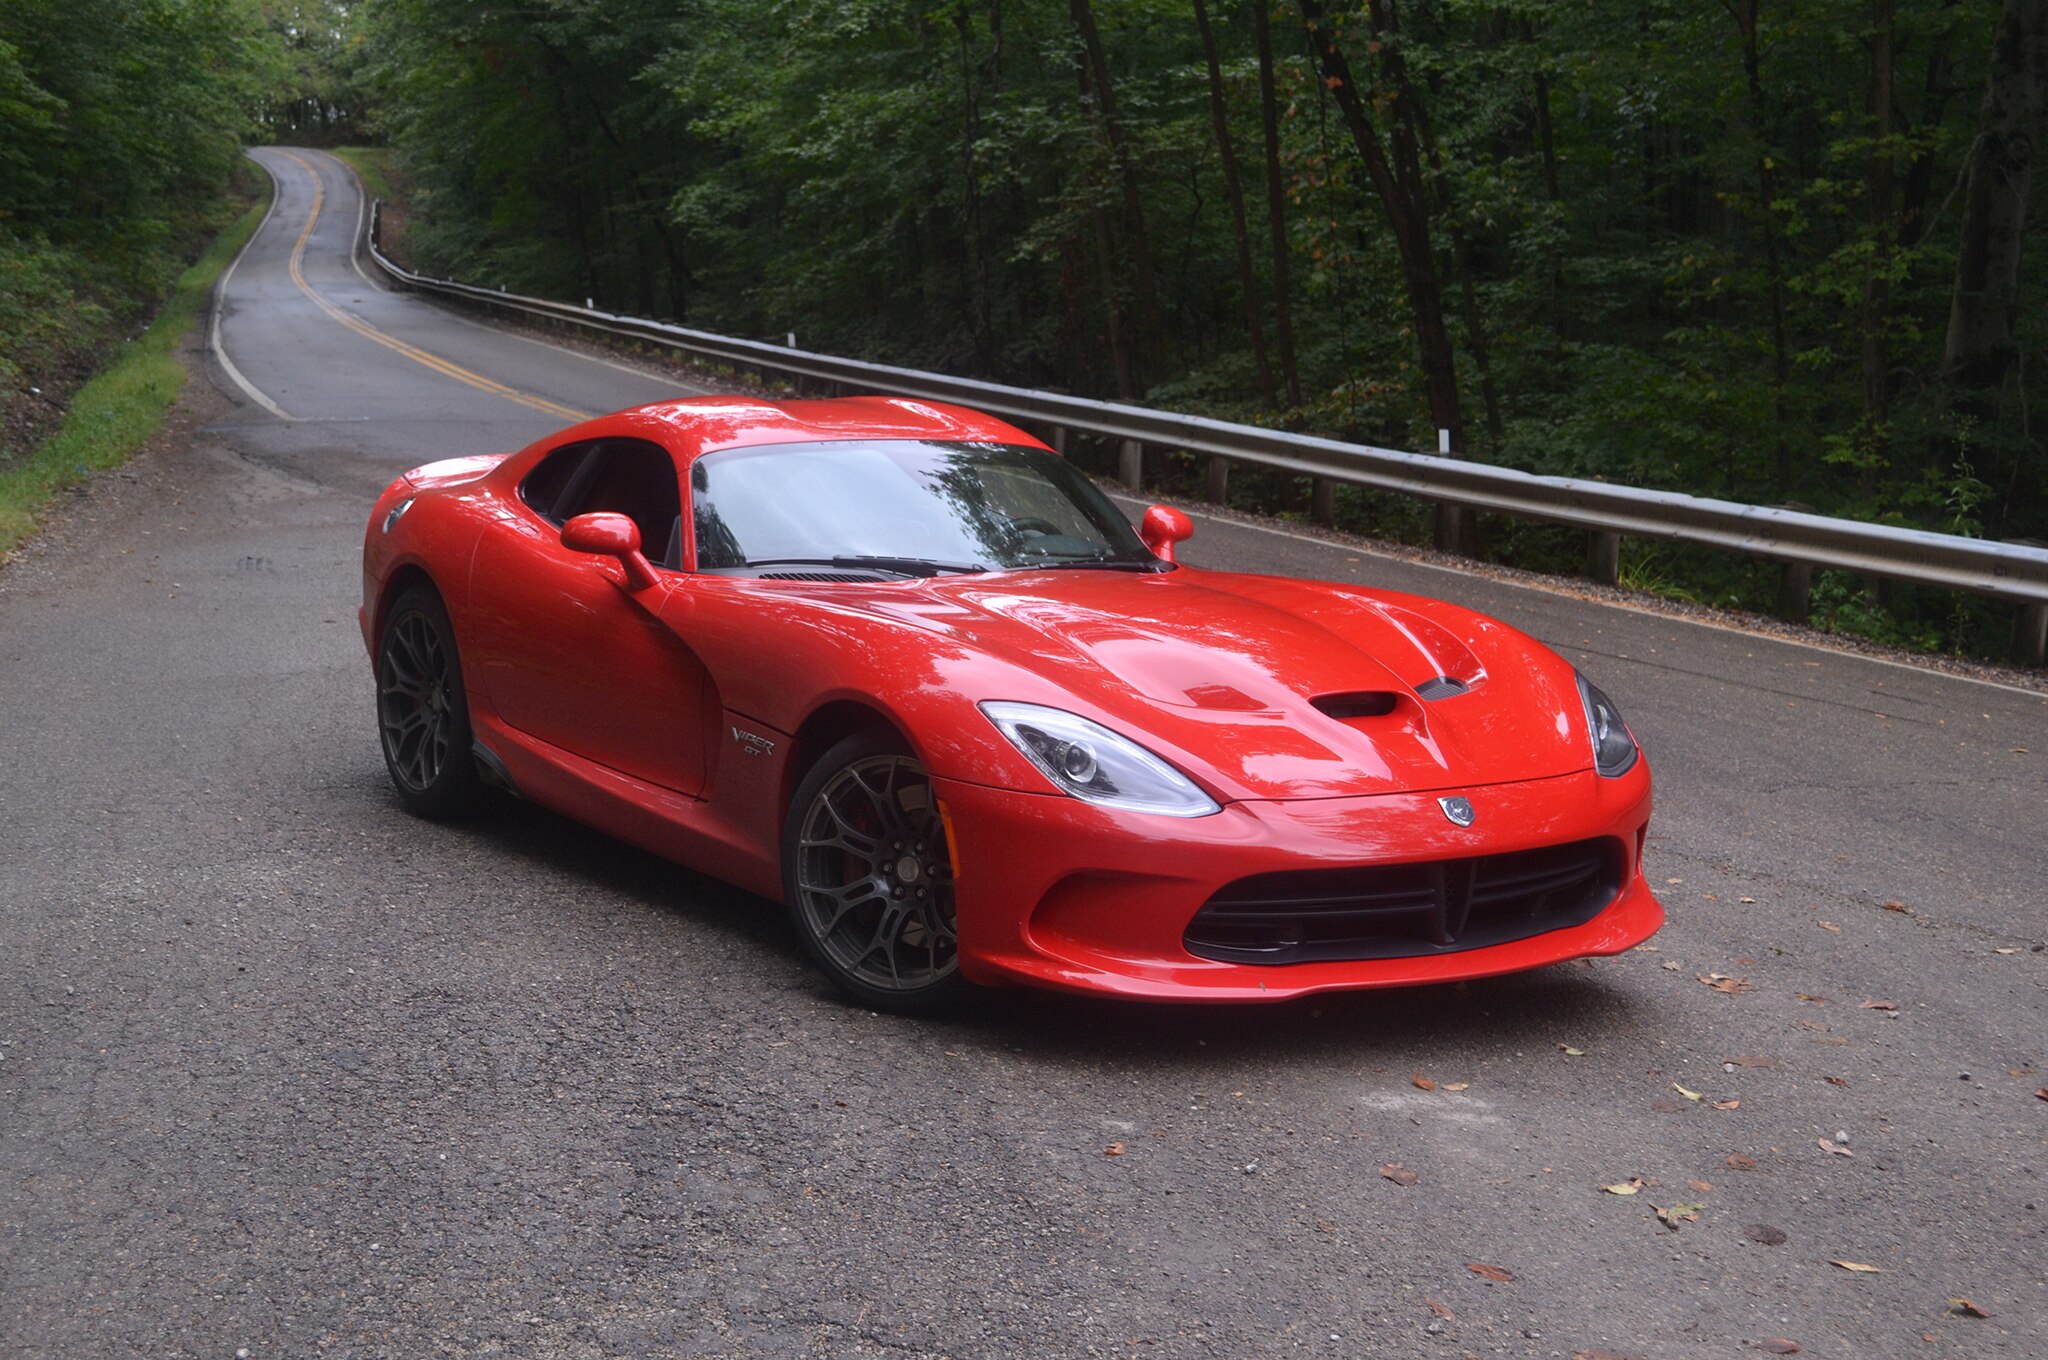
[783, 730, 967, 1014]
[376, 584, 483, 820]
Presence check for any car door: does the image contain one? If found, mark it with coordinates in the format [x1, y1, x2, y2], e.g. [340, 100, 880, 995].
[466, 436, 710, 797]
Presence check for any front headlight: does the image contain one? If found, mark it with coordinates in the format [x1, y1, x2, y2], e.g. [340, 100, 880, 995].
[1576, 672, 1640, 777]
[980, 701, 1220, 817]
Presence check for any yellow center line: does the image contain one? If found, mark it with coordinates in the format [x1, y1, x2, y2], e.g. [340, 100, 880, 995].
[279, 152, 589, 423]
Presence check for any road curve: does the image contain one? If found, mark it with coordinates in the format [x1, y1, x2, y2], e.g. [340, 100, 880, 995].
[1, 147, 2043, 1358]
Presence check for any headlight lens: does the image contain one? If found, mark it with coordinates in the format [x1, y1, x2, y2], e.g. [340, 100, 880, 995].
[1576, 672, 1640, 777]
[980, 701, 1220, 817]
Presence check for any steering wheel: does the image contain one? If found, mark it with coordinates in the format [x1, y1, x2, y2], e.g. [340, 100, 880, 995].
[1005, 516, 1062, 538]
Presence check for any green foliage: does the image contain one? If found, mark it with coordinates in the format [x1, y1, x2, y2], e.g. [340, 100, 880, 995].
[0, 193, 271, 552]
[341, 0, 2045, 660]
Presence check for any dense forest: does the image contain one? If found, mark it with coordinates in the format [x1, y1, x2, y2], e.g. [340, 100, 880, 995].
[0, 1, 330, 457]
[335, 0, 2047, 654]
[4, 1, 2042, 656]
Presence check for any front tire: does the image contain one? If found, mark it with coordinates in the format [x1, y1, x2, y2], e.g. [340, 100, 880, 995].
[376, 584, 483, 820]
[783, 730, 967, 1013]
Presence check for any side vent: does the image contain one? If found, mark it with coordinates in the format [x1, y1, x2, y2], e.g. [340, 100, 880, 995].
[757, 570, 885, 582]
[1312, 691, 1399, 720]
[1414, 675, 1470, 701]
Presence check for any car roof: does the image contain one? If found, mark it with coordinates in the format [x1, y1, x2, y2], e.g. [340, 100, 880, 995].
[542, 395, 1048, 466]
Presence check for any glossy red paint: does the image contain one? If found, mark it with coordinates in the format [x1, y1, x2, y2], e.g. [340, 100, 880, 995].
[361, 395, 1662, 1002]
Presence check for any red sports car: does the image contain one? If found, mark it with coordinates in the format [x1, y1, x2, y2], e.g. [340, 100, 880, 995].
[361, 396, 1661, 1011]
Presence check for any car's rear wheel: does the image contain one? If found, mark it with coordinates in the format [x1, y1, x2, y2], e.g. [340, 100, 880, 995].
[377, 584, 483, 819]
[784, 730, 966, 1013]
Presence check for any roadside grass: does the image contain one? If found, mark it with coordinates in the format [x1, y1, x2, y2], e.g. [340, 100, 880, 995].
[331, 146, 399, 204]
[0, 186, 271, 556]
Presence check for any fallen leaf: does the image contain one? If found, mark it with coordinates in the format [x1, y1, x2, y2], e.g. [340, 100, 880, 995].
[1665, 877, 1683, 885]
[1724, 1055, 1778, 1067]
[1740, 896, 1758, 904]
[1315, 1219, 1337, 1232]
[1558, 1044, 1586, 1056]
[1654, 1201, 1704, 1229]
[1744, 1224, 1788, 1245]
[1425, 1297, 1455, 1320]
[1818, 1138, 1855, 1157]
[1797, 993, 1827, 1002]
[1412, 1073, 1436, 1091]
[1948, 1298, 1990, 1318]
[1816, 920, 1841, 931]
[1858, 999, 1898, 1011]
[1830, 1259, 1881, 1273]
[1881, 900, 1911, 913]
[2036, 1088, 2047, 1102]
[1687, 1179, 1713, 1194]
[1601, 1180, 1643, 1196]
[1711, 1099, 1742, 1110]
[1379, 1162, 1417, 1186]
[1574, 1351, 1641, 1360]
[1699, 973, 1754, 994]
[1674, 1082, 1703, 1101]
[1825, 1076, 1850, 1087]
[1467, 1262, 1514, 1282]
[1104, 1142, 1125, 1156]
[1994, 947, 2020, 955]
[1662, 960, 1682, 971]
[1753, 1339, 1800, 1354]
[1725, 1153, 1759, 1171]
[1441, 1081, 1470, 1091]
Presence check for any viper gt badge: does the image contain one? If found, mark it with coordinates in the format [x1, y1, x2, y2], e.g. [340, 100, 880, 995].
[730, 726, 777, 757]
[1438, 795, 1475, 827]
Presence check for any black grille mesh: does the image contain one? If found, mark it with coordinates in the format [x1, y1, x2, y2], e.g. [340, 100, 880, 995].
[1183, 838, 1622, 965]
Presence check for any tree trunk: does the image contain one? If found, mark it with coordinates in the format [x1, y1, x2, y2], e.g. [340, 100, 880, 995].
[1297, 0, 1463, 453]
[1253, 1, 1302, 407]
[1943, 0, 2048, 393]
[1071, 0, 1165, 388]
[1727, 0, 1793, 497]
[1193, 0, 1276, 406]
[1860, 0, 1896, 436]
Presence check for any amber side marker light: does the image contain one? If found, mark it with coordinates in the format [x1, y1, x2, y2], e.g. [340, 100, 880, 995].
[936, 798, 963, 882]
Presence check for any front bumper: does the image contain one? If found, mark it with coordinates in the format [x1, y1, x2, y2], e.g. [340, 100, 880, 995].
[933, 767, 1660, 1001]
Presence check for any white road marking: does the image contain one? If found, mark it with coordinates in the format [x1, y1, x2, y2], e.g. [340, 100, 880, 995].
[211, 157, 297, 422]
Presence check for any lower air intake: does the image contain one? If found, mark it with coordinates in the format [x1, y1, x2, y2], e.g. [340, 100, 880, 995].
[1183, 838, 1623, 965]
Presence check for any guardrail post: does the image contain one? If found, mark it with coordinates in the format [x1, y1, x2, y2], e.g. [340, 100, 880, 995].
[1119, 440, 1143, 490]
[1777, 562, 1813, 622]
[1586, 531, 1620, 586]
[2017, 602, 2047, 666]
[1050, 426, 1068, 456]
[1311, 477, 1335, 526]
[1204, 454, 1229, 504]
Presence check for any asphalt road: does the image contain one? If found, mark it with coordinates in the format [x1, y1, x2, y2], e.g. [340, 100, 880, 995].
[2, 148, 2043, 1359]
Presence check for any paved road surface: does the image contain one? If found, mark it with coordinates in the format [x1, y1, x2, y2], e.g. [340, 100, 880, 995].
[3, 148, 2043, 1358]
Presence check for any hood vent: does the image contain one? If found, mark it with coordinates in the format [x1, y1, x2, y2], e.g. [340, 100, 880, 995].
[1415, 675, 1470, 701]
[757, 570, 885, 582]
[1311, 691, 1399, 720]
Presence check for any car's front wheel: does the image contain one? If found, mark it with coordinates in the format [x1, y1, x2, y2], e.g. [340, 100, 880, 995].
[783, 731, 966, 1013]
[376, 584, 483, 819]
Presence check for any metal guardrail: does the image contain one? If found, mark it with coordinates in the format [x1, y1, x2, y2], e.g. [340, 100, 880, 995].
[362, 202, 2048, 657]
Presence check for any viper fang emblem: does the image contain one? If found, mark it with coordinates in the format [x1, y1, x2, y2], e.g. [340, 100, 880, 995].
[1438, 795, 1475, 827]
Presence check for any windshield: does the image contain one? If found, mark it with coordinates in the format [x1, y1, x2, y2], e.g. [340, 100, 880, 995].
[690, 440, 1160, 575]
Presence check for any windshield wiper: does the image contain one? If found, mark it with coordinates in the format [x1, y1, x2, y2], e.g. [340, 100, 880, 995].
[1019, 557, 1171, 572]
[742, 556, 989, 578]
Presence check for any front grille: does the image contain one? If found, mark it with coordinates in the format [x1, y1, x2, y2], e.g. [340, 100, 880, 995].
[1183, 838, 1622, 965]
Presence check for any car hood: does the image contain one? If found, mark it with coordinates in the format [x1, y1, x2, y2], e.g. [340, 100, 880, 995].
[864, 568, 1594, 802]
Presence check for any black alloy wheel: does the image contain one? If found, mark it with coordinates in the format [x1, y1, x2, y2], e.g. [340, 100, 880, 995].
[377, 584, 483, 819]
[783, 730, 966, 1013]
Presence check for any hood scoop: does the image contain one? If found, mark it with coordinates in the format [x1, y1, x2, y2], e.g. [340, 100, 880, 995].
[1414, 675, 1471, 701]
[1312, 691, 1400, 721]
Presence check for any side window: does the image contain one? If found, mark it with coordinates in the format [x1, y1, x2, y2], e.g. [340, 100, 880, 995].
[520, 438, 683, 569]
[519, 441, 597, 522]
